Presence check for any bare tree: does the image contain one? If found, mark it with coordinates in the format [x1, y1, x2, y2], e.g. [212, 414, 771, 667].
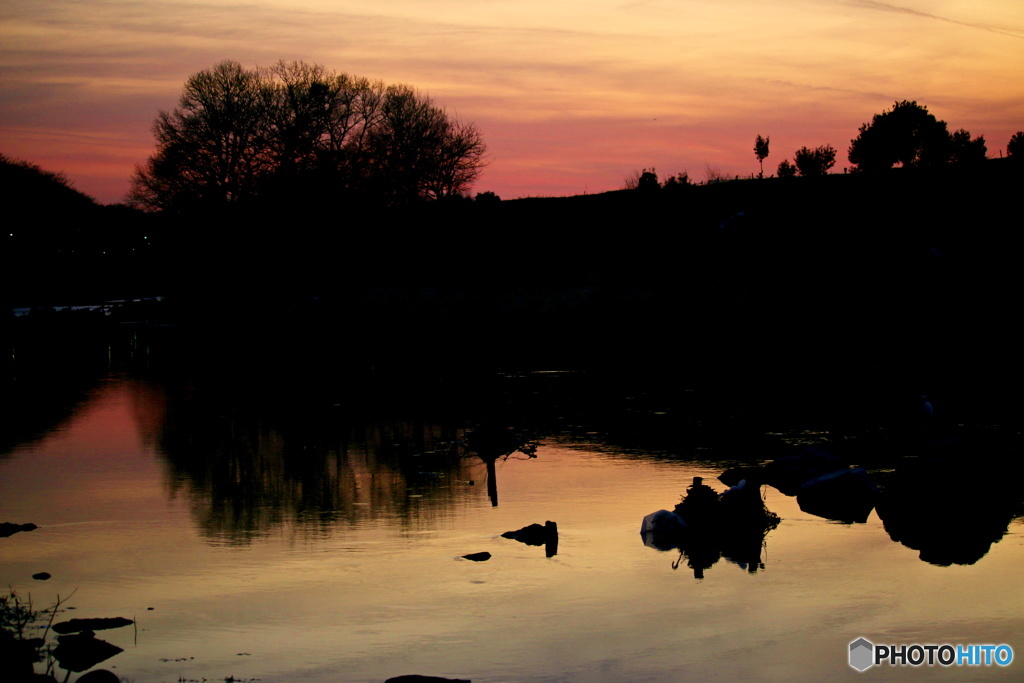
[129, 61, 486, 211]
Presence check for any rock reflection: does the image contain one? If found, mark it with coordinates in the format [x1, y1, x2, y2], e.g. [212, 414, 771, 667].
[875, 458, 1020, 566]
[642, 477, 780, 579]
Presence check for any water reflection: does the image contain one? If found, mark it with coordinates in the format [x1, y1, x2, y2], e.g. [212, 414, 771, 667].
[4, 367, 1024, 682]
[157, 391, 480, 543]
[642, 476, 781, 579]
[2, 352, 1021, 565]
[875, 458, 1021, 566]
[461, 425, 539, 507]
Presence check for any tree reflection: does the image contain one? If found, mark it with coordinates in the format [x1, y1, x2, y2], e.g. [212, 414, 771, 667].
[457, 425, 538, 507]
[153, 382, 486, 544]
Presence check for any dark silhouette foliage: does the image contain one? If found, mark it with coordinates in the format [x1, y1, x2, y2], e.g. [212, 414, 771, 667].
[848, 100, 956, 172]
[662, 171, 691, 190]
[793, 144, 837, 176]
[754, 135, 770, 177]
[777, 159, 797, 178]
[474, 190, 501, 203]
[1008, 131, 1024, 159]
[638, 169, 660, 192]
[623, 167, 659, 190]
[949, 129, 987, 168]
[129, 60, 486, 212]
[0, 153, 96, 211]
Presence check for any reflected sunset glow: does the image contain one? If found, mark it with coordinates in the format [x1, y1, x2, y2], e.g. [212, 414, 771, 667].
[2, 378, 1022, 681]
[2, 0, 1022, 201]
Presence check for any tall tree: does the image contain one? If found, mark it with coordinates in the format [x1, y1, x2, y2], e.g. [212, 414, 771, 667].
[754, 135, 770, 178]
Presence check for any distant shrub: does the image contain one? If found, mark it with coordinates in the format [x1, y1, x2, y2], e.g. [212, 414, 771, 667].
[662, 171, 691, 190]
[794, 144, 837, 176]
[777, 159, 797, 178]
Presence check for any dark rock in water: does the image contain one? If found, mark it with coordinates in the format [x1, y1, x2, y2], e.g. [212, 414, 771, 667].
[502, 523, 547, 545]
[763, 449, 849, 495]
[52, 617, 134, 634]
[461, 552, 491, 562]
[499, 524, 557, 544]
[718, 467, 766, 487]
[501, 520, 558, 556]
[875, 460, 1018, 566]
[52, 632, 123, 672]
[0, 522, 38, 538]
[77, 670, 121, 683]
[643, 477, 781, 578]
[797, 467, 878, 524]
[386, 676, 471, 683]
[32, 572, 52, 580]
[0, 629, 45, 680]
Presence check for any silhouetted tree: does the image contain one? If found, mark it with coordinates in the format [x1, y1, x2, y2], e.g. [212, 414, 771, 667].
[662, 171, 691, 190]
[793, 144, 836, 176]
[1008, 131, 1024, 159]
[754, 135, 770, 178]
[638, 169, 659, 192]
[474, 190, 500, 203]
[777, 159, 797, 178]
[848, 100, 952, 172]
[129, 60, 486, 211]
[948, 129, 987, 168]
[623, 167, 659, 191]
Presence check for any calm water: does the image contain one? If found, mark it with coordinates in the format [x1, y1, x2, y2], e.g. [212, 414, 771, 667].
[1, 373, 1022, 682]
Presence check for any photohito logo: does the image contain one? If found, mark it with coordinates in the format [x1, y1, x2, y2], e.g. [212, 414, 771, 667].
[849, 638, 1014, 671]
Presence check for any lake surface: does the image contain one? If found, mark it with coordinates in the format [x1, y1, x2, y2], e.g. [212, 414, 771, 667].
[2, 363, 1022, 682]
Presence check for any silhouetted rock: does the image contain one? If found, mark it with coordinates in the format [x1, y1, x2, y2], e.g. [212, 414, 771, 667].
[763, 449, 849, 495]
[501, 521, 556, 546]
[51, 617, 133, 635]
[461, 552, 491, 562]
[51, 631, 123, 672]
[642, 477, 780, 578]
[718, 467, 766, 487]
[875, 461, 1017, 566]
[797, 467, 878, 523]
[385, 676, 471, 683]
[76, 670, 121, 683]
[502, 520, 559, 556]
[0, 523, 38, 538]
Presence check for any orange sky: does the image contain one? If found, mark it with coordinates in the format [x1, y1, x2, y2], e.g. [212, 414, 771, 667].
[2, 0, 1022, 203]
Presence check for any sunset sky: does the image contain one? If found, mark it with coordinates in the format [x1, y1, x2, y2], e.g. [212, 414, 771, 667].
[2, 0, 1022, 203]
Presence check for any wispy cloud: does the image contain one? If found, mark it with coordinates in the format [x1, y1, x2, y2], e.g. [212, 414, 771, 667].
[2, 0, 1022, 201]
[849, 0, 1024, 39]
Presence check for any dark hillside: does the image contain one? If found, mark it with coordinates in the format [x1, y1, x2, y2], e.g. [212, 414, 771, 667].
[5, 158, 1022, 428]
[2, 155, 163, 305]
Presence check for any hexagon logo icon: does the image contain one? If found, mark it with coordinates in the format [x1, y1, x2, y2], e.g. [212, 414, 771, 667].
[849, 637, 875, 671]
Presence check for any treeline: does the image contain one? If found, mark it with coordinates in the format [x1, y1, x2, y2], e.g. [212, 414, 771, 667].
[633, 101, 1022, 187]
